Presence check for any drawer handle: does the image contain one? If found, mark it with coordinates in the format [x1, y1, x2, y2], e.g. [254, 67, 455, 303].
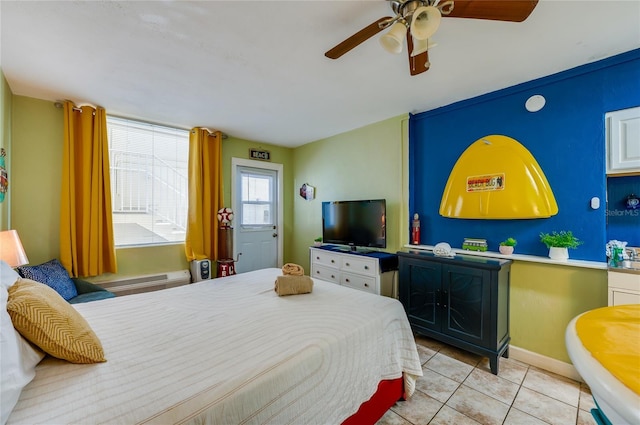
[364, 265, 369, 270]
[345, 262, 350, 266]
[345, 278, 350, 283]
[331, 275, 335, 279]
[331, 259, 335, 263]
[316, 270, 320, 274]
[364, 283, 369, 287]
[316, 256, 320, 260]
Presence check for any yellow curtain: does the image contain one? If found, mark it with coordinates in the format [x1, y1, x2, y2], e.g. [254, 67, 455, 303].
[185, 128, 223, 262]
[59, 101, 117, 277]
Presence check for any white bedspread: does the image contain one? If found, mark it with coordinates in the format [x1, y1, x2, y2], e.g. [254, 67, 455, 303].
[8, 268, 422, 424]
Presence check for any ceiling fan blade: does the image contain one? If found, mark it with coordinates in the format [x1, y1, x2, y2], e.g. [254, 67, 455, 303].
[407, 33, 429, 76]
[325, 16, 392, 59]
[444, 0, 538, 22]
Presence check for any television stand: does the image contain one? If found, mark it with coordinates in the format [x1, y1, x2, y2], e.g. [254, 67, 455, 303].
[309, 247, 398, 297]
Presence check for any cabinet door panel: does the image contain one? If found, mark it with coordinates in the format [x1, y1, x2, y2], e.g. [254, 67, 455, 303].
[443, 265, 490, 345]
[399, 258, 441, 330]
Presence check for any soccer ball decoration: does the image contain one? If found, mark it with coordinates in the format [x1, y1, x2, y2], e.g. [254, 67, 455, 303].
[217, 207, 234, 226]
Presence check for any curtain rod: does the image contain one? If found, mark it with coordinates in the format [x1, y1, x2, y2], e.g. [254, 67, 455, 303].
[54, 101, 94, 112]
[200, 128, 229, 139]
[53, 102, 228, 139]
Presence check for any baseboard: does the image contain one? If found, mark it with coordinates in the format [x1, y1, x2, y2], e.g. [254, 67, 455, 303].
[509, 345, 583, 382]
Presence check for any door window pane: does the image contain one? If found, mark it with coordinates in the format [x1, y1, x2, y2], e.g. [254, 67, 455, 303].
[241, 173, 273, 226]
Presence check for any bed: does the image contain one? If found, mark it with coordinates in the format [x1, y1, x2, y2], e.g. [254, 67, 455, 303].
[565, 305, 640, 425]
[5, 267, 422, 424]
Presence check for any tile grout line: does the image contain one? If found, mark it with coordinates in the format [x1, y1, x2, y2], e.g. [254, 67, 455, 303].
[402, 339, 587, 425]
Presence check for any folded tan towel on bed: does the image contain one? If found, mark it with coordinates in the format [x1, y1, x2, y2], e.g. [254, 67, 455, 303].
[274, 275, 313, 296]
[282, 263, 304, 276]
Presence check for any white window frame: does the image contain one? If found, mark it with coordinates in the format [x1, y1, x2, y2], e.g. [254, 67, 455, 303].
[107, 116, 190, 247]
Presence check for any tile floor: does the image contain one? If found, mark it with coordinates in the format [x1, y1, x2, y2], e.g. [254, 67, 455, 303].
[377, 335, 597, 425]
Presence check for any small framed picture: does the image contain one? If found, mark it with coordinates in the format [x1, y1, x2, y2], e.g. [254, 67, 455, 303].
[299, 183, 315, 201]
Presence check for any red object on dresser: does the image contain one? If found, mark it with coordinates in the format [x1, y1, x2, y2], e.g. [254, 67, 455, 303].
[342, 377, 404, 425]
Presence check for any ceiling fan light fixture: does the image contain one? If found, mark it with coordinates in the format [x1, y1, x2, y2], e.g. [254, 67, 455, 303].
[380, 21, 408, 54]
[410, 6, 441, 40]
[411, 38, 437, 57]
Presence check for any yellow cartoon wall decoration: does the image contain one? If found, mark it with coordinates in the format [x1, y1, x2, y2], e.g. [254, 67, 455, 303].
[439, 135, 558, 219]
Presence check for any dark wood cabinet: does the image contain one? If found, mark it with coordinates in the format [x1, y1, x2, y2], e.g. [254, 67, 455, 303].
[398, 249, 511, 374]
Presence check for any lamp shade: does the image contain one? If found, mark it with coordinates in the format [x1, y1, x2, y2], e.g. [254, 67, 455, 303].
[380, 21, 407, 54]
[0, 230, 29, 268]
[410, 6, 441, 41]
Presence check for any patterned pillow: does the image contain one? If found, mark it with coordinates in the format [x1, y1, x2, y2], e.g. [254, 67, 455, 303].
[7, 279, 106, 364]
[17, 259, 78, 301]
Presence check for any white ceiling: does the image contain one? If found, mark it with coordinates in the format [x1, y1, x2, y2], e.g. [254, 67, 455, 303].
[1, 1, 639, 147]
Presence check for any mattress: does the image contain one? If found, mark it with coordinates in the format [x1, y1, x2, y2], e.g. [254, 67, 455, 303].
[8, 268, 422, 424]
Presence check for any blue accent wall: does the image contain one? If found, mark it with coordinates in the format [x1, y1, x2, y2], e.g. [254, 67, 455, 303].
[409, 49, 640, 261]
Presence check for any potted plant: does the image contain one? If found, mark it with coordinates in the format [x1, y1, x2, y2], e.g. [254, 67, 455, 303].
[539, 231, 582, 261]
[313, 237, 323, 247]
[499, 237, 517, 255]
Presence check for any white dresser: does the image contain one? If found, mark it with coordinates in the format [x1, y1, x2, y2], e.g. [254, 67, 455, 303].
[309, 247, 397, 297]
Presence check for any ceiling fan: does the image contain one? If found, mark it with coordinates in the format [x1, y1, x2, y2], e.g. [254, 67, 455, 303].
[325, 0, 539, 76]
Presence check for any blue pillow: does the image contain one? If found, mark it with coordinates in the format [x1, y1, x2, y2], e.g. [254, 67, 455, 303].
[17, 259, 78, 301]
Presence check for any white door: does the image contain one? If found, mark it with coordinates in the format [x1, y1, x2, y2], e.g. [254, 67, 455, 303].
[232, 158, 283, 273]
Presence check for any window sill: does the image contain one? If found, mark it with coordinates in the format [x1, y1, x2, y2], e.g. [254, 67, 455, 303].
[403, 244, 607, 270]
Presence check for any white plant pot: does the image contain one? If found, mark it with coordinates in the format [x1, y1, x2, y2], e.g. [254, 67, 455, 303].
[313, 242, 322, 247]
[549, 247, 569, 261]
[499, 246, 514, 255]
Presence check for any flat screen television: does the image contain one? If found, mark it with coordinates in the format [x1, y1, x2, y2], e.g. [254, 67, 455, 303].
[322, 199, 386, 250]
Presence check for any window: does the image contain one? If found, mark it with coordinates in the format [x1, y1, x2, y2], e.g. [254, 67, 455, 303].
[107, 116, 189, 247]
[239, 168, 274, 227]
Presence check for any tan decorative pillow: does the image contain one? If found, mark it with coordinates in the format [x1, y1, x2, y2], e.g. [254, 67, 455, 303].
[7, 279, 106, 364]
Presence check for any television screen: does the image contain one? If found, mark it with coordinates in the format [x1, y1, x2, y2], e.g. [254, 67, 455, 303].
[322, 199, 386, 249]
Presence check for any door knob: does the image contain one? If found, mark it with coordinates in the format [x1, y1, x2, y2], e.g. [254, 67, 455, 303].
[272, 233, 278, 237]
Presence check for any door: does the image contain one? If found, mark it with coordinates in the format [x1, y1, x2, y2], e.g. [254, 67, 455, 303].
[232, 158, 283, 273]
[399, 256, 441, 331]
[441, 264, 490, 345]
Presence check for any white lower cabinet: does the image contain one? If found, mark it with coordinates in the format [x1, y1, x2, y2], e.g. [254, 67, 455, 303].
[309, 247, 396, 297]
[608, 270, 640, 306]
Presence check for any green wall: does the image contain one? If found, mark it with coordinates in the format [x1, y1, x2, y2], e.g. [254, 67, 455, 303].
[7, 93, 607, 365]
[289, 115, 409, 270]
[11, 96, 63, 261]
[509, 262, 607, 363]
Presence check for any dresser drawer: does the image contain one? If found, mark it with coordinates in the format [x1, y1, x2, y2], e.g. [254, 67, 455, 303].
[311, 250, 341, 269]
[342, 256, 377, 277]
[341, 272, 377, 294]
[312, 265, 340, 284]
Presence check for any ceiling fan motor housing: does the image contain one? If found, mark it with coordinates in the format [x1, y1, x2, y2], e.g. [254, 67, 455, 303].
[390, 0, 451, 19]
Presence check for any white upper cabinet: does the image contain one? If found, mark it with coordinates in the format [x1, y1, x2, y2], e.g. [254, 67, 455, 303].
[606, 106, 640, 174]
